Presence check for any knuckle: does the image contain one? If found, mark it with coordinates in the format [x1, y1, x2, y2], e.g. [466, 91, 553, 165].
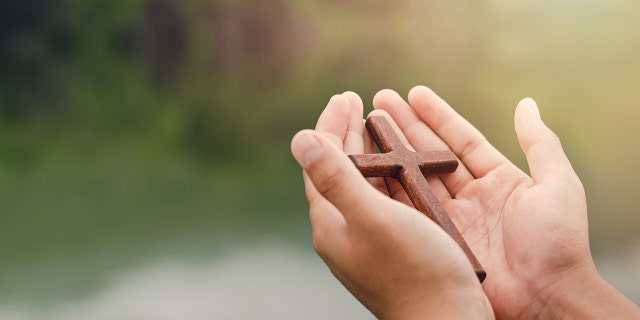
[313, 165, 347, 201]
[311, 231, 326, 256]
[309, 222, 330, 258]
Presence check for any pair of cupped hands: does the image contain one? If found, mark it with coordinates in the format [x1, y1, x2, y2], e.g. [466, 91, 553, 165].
[290, 86, 639, 319]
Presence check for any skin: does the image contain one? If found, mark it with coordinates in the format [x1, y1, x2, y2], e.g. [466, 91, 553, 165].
[291, 86, 640, 319]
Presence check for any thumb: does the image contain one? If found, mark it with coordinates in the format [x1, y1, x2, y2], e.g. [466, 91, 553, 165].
[514, 98, 579, 185]
[291, 129, 381, 222]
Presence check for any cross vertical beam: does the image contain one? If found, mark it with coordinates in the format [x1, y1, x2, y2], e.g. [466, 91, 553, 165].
[349, 116, 486, 282]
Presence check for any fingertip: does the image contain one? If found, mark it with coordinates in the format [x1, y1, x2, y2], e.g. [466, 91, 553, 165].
[342, 91, 365, 128]
[291, 130, 325, 168]
[514, 97, 543, 146]
[296, 132, 380, 221]
[316, 94, 352, 143]
[516, 97, 540, 119]
[330, 93, 345, 100]
[407, 85, 449, 118]
[513, 98, 577, 184]
[342, 91, 366, 154]
[330, 94, 351, 111]
[342, 91, 364, 112]
[372, 89, 401, 108]
[407, 85, 435, 104]
[327, 94, 351, 111]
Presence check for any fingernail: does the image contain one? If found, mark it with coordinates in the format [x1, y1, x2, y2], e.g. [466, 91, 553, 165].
[292, 132, 324, 167]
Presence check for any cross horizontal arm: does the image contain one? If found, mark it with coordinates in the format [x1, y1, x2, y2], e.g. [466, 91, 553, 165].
[349, 154, 401, 177]
[414, 151, 458, 175]
[350, 151, 459, 178]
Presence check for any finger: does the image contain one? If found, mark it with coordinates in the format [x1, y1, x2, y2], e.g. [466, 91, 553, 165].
[407, 85, 510, 179]
[373, 89, 474, 197]
[514, 98, 581, 186]
[342, 92, 390, 196]
[341, 91, 365, 155]
[339, 92, 390, 196]
[315, 94, 352, 148]
[302, 170, 349, 259]
[291, 129, 384, 223]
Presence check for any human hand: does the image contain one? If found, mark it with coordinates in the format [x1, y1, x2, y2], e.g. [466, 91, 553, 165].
[291, 93, 494, 319]
[372, 86, 640, 319]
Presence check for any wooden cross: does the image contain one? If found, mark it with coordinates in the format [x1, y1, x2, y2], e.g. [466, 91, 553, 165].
[349, 116, 486, 282]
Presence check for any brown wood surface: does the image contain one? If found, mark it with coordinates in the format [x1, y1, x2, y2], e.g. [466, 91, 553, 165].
[349, 116, 486, 282]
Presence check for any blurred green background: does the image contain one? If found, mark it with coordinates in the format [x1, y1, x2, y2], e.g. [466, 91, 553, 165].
[1, 0, 639, 318]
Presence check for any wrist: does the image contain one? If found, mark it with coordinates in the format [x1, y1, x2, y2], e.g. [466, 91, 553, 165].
[383, 287, 494, 320]
[533, 264, 640, 319]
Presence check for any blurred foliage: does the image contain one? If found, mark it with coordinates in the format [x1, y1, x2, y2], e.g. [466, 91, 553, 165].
[1, 0, 640, 303]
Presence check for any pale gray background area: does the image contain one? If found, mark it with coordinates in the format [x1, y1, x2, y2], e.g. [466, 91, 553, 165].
[1, 240, 638, 320]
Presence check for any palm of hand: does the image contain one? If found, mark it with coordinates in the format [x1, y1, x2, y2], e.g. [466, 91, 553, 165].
[446, 163, 588, 318]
